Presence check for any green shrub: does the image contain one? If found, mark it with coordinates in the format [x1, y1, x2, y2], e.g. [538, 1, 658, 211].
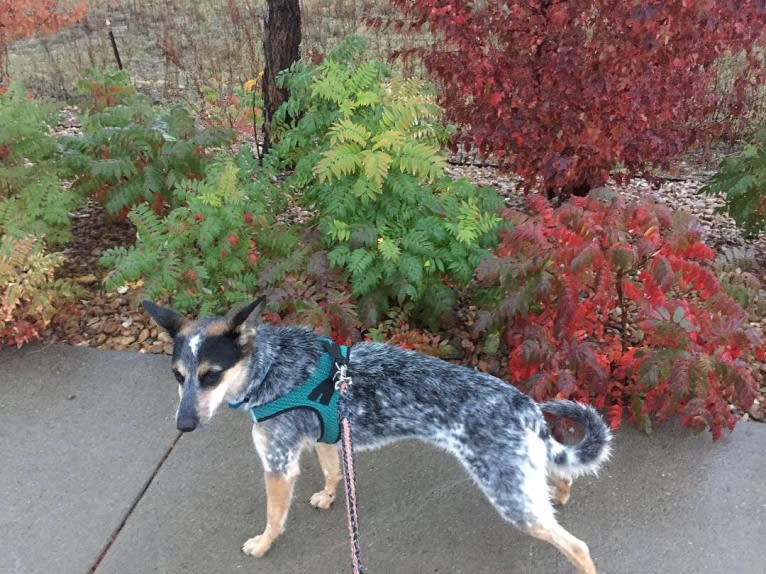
[63, 70, 235, 218]
[96, 40, 501, 332]
[75, 69, 138, 112]
[100, 152, 291, 316]
[270, 36, 502, 325]
[713, 246, 766, 315]
[702, 134, 766, 237]
[0, 83, 83, 245]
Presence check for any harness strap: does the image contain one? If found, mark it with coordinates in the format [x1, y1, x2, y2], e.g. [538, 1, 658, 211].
[233, 338, 349, 444]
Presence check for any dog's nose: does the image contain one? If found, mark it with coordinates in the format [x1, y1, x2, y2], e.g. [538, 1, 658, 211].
[176, 416, 198, 432]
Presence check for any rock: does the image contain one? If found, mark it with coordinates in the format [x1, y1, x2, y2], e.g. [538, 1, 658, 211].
[748, 402, 765, 422]
[72, 274, 99, 285]
[102, 321, 120, 335]
[114, 335, 136, 348]
[85, 320, 104, 334]
[486, 358, 501, 374]
[438, 340, 463, 360]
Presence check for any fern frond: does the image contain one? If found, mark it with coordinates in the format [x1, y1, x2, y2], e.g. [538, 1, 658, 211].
[372, 129, 407, 152]
[394, 141, 446, 181]
[350, 61, 383, 93]
[0, 235, 69, 333]
[377, 236, 401, 262]
[359, 150, 392, 192]
[312, 61, 348, 105]
[314, 143, 362, 183]
[328, 119, 371, 147]
[198, 160, 243, 207]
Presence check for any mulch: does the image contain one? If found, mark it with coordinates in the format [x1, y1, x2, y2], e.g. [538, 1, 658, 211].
[45, 200, 173, 355]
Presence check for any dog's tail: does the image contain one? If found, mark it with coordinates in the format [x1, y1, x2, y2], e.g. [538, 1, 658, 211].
[539, 400, 612, 478]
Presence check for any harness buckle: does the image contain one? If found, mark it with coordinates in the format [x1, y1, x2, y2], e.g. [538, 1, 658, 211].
[333, 363, 353, 390]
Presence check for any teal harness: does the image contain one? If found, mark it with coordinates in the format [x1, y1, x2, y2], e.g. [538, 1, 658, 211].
[230, 339, 350, 444]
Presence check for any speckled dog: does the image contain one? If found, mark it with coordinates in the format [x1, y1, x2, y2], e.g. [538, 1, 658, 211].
[143, 296, 612, 574]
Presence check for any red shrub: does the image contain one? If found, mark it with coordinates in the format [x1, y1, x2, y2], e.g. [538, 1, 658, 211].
[475, 192, 762, 439]
[389, 0, 766, 193]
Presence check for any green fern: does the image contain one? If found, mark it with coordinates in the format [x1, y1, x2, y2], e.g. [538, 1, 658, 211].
[0, 82, 85, 245]
[99, 155, 289, 314]
[268, 36, 502, 324]
[63, 72, 235, 217]
[315, 142, 363, 183]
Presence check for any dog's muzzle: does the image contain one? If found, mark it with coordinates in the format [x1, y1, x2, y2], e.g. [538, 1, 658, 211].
[177, 384, 199, 432]
[176, 415, 198, 432]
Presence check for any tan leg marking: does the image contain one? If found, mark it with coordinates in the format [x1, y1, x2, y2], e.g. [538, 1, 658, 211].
[528, 522, 597, 574]
[309, 443, 341, 510]
[242, 473, 297, 558]
[549, 475, 573, 506]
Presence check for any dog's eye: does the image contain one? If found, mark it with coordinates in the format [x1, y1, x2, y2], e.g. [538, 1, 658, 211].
[200, 370, 222, 387]
[172, 369, 184, 384]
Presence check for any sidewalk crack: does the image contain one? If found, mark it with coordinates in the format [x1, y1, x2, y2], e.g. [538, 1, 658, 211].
[87, 431, 183, 573]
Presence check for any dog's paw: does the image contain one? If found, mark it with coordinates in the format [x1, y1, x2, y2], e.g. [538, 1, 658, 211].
[309, 490, 335, 510]
[550, 477, 573, 506]
[242, 534, 273, 558]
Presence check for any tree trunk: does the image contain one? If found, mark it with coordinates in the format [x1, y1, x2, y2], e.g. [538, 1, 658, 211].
[261, 0, 301, 155]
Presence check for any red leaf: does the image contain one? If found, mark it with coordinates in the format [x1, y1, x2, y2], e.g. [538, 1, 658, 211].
[607, 404, 623, 431]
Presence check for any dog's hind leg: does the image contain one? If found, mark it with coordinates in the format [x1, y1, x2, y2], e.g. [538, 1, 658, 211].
[456, 426, 596, 573]
[242, 471, 298, 557]
[310, 443, 340, 510]
[548, 474, 573, 506]
[526, 521, 596, 574]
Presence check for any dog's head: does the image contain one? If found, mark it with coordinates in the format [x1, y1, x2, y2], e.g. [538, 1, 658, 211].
[142, 296, 266, 432]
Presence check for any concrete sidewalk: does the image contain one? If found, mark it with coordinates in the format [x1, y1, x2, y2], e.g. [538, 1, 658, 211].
[1, 344, 764, 574]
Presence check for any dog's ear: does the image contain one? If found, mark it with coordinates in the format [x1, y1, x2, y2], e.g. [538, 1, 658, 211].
[141, 300, 186, 338]
[226, 295, 266, 345]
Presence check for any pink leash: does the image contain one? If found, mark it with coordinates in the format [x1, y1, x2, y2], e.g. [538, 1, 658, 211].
[337, 368, 364, 574]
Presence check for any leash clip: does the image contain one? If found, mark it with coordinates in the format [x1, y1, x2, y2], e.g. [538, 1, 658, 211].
[334, 363, 353, 390]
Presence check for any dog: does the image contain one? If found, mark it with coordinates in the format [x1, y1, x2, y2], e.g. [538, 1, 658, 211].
[143, 296, 611, 574]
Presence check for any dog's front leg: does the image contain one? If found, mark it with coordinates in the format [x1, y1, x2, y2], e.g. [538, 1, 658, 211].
[309, 442, 341, 510]
[242, 471, 297, 558]
[244, 424, 300, 558]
